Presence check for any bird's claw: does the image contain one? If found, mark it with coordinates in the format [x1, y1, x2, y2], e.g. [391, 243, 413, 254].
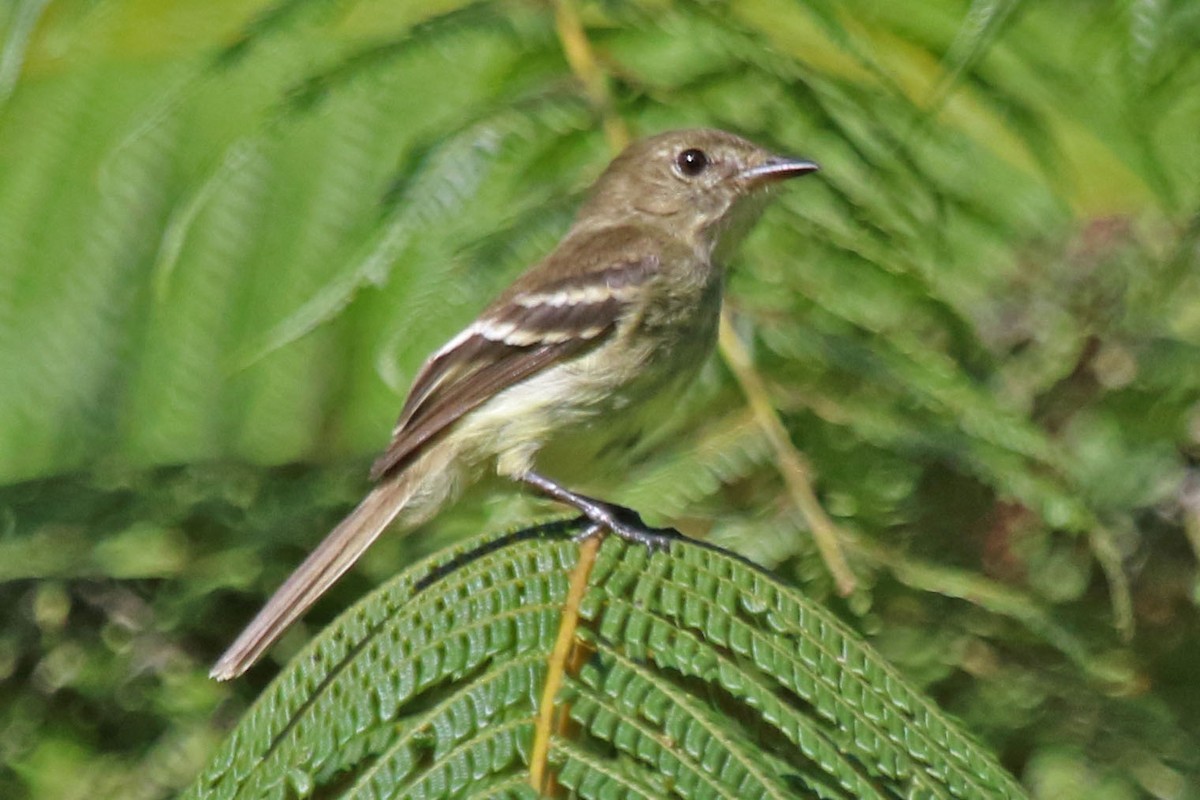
[570, 505, 680, 553]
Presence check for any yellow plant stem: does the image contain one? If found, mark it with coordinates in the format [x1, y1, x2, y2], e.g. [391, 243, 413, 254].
[719, 310, 857, 595]
[529, 532, 603, 794]
[553, 0, 628, 150]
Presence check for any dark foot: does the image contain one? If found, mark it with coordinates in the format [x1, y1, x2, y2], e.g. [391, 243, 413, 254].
[569, 505, 679, 552]
[518, 471, 680, 553]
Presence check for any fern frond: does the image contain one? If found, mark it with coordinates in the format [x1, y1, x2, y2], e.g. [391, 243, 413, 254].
[184, 522, 1026, 799]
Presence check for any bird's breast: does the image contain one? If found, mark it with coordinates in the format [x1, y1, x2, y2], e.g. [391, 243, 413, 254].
[457, 263, 723, 487]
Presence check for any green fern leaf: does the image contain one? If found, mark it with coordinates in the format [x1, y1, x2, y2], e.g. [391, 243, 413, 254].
[184, 521, 1026, 799]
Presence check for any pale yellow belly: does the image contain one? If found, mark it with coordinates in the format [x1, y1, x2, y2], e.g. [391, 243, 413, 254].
[452, 296, 720, 490]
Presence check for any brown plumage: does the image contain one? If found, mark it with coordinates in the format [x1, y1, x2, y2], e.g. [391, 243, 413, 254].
[210, 129, 817, 680]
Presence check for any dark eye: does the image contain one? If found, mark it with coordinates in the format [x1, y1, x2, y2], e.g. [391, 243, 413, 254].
[675, 148, 709, 177]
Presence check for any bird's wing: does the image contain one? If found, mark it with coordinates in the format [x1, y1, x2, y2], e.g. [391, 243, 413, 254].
[369, 256, 658, 481]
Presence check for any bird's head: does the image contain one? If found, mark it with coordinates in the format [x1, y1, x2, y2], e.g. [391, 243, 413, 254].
[581, 128, 818, 256]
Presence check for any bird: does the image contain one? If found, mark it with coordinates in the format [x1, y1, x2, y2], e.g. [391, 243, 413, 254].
[210, 128, 818, 680]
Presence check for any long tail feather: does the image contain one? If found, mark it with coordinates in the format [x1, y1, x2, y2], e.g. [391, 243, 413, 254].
[210, 450, 454, 680]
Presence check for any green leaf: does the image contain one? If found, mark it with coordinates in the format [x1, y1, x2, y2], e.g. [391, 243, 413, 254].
[183, 522, 1026, 799]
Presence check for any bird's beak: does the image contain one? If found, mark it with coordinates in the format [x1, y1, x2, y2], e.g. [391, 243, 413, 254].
[739, 157, 820, 188]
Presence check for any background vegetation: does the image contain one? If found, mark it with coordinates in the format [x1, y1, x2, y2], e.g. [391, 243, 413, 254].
[1, 0, 1198, 797]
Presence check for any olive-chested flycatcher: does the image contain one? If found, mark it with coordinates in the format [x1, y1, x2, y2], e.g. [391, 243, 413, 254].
[211, 128, 818, 680]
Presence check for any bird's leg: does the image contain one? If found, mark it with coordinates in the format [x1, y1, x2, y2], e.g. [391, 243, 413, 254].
[518, 471, 679, 552]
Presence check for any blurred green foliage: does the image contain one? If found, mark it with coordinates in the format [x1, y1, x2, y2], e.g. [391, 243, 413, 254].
[0, 0, 1198, 797]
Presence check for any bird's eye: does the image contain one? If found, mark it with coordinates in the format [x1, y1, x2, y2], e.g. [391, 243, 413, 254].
[675, 148, 709, 177]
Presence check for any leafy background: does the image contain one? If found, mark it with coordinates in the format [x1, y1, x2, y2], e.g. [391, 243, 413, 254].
[1, 0, 1198, 797]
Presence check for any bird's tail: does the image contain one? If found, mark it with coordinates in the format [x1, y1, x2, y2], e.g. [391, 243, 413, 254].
[209, 446, 459, 681]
